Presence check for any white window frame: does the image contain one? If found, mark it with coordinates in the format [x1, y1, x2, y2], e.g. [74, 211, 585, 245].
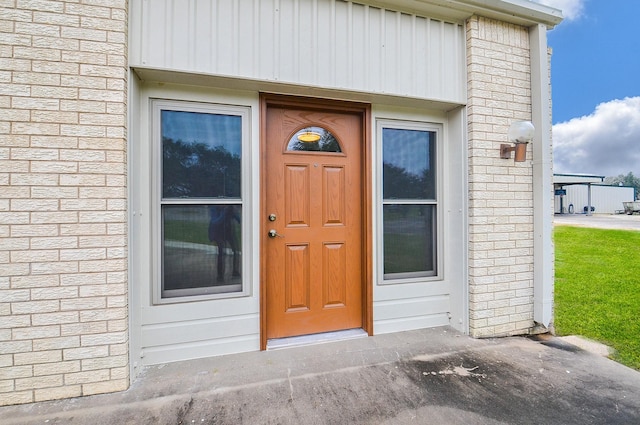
[151, 99, 251, 304]
[376, 118, 444, 285]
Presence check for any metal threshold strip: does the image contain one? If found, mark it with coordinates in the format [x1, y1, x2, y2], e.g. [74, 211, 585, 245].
[266, 328, 368, 350]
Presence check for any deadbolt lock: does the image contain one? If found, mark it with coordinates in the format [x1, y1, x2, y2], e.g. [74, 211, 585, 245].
[268, 213, 277, 222]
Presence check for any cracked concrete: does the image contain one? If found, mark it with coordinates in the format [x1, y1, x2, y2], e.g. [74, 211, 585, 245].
[1, 327, 639, 424]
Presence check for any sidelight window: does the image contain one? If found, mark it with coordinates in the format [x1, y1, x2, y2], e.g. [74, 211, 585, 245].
[379, 121, 438, 281]
[152, 100, 249, 300]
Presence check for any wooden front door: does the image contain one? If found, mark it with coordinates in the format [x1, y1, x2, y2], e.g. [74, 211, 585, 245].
[263, 97, 366, 341]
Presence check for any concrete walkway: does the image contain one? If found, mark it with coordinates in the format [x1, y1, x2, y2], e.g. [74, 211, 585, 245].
[2, 327, 639, 424]
[554, 213, 640, 231]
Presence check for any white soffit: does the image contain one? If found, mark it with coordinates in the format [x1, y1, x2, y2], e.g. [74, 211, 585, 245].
[370, 0, 563, 27]
[132, 68, 463, 112]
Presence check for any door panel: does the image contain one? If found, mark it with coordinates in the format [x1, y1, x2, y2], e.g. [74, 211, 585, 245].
[285, 244, 310, 311]
[285, 165, 310, 226]
[323, 166, 345, 225]
[265, 103, 363, 339]
[323, 242, 346, 307]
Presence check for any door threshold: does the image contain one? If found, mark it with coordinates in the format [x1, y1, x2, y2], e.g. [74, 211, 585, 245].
[267, 328, 368, 350]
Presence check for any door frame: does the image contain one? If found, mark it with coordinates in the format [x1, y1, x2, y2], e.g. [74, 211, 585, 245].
[259, 93, 373, 349]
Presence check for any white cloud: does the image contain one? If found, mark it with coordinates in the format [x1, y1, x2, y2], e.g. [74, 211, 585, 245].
[533, 0, 585, 21]
[553, 97, 640, 177]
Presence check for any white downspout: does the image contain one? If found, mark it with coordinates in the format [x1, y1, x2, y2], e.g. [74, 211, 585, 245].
[530, 24, 553, 328]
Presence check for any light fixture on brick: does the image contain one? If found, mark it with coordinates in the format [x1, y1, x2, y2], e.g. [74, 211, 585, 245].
[500, 121, 535, 162]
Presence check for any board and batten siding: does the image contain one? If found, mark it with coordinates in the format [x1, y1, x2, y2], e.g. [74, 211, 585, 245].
[129, 0, 466, 103]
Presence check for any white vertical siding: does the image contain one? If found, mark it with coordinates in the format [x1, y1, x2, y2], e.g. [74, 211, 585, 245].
[130, 0, 466, 103]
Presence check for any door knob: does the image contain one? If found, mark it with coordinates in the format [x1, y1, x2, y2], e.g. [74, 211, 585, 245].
[268, 229, 284, 238]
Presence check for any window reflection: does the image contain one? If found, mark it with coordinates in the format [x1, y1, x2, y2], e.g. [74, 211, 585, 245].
[382, 128, 435, 199]
[383, 205, 435, 277]
[157, 104, 245, 300]
[162, 110, 242, 199]
[208, 205, 242, 281]
[381, 125, 437, 280]
[162, 205, 242, 296]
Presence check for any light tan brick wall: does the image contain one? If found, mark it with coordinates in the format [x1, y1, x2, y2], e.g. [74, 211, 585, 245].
[466, 16, 535, 337]
[0, 0, 128, 406]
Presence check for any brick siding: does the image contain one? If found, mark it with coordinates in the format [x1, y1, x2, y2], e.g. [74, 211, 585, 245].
[466, 16, 535, 337]
[0, 0, 128, 405]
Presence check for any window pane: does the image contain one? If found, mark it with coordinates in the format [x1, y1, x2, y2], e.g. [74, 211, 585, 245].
[382, 128, 435, 199]
[162, 110, 242, 198]
[162, 205, 242, 297]
[287, 126, 342, 152]
[383, 204, 436, 277]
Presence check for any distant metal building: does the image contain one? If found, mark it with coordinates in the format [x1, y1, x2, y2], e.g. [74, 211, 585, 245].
[554, 174, 635, 215]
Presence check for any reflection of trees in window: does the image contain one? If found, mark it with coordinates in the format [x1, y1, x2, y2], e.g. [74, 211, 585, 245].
[383, 163, 435, 200]
[383, 204, 435, 274]
[287, 129, 342, 152]
[381, 125, 437, 278]
[162, 137, 241, 198]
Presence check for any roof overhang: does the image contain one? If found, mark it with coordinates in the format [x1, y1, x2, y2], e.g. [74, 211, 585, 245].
[368, 0, 563, 28]
[133, 68, 464, 112]
[554, 173, 605, 185]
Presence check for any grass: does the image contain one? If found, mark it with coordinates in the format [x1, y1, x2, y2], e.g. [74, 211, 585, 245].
[554, 226, 640, 370]
[164, 220, 210, 245]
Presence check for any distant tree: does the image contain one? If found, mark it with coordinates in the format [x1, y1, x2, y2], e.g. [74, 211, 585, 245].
[162, 137, 241, 198]
[383, 163, 432, 199]
[604, 172, 640, 200]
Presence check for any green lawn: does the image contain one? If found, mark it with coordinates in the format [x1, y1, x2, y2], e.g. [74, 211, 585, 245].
[554, 226, 640, 370]
[164, 219, 210, 245]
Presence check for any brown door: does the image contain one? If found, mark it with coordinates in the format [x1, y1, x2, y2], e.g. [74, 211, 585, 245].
[264, 99, 364, 340]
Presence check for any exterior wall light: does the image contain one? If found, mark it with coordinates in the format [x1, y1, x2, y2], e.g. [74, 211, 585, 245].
[297, 129, 322, 143]
[500, 121, 535, 162]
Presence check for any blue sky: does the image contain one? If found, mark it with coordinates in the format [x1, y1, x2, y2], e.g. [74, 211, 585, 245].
[536, 0, 640, 177]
